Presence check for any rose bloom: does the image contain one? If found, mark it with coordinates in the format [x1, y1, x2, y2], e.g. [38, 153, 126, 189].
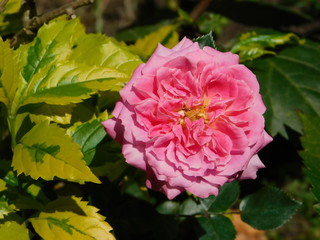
[103, 38, 272, 199]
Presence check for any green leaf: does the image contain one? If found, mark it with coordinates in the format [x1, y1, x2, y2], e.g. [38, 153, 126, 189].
[240, 186, 301, 230]
[231, 31, 304, 62]
[156, 201, 180, 215]
[179, 198, 201, 216]
[91, 151, 127, 181]
[130, 24, 179, 61]
[299, 114, 320, 203]
[0, 38, 20, 108]
[68, 114, 108, 165]
[90, 140, 127, 181]
[198, 215, 236, 240]
[200, 181, 240, 213]
[30, 196, 115, 240]
[193, 32, 215, 49]
[246, 40, 320, 137]
[196, 13, 229, 36]
[12, 121, 100, 184]
[0, 214, 30, 240]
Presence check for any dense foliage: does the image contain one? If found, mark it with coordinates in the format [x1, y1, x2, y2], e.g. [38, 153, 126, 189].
[0, 0, 319, 239]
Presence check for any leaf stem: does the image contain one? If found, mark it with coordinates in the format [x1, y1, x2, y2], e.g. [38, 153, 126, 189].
[176, 210, 242, 219]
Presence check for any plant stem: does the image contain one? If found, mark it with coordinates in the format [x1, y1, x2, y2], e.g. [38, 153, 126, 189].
[190, 0, 212, 21]
[0, 0, 9, 13]
[10, 0, 95, 47]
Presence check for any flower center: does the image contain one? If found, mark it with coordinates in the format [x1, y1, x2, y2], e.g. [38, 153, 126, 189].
[179, 99, 210, 124]
[184, 106, 207, 122]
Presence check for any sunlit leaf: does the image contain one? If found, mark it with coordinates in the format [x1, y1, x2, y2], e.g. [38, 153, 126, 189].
[247, 40, 320, 137]
[0, 179, 7, 192]
[68, 34, 142, 75]
[0, 214, 30, 240]
[231, 31, 304, 62]
[12, 17, 138, 114]
[0, 0, 22, 14]
[30, 196, 115, 240]
[12, 121, 100, 184]
[0, 38, 20, 108]
[0, 199, 16, 218]
[15, 63, 127, 108]
[0, 0, 23, 34]
[28, 104, 73, 125]
[17, 18, 84, 84]
[115, 20, 173, 42]
[130, 25, 179, 61]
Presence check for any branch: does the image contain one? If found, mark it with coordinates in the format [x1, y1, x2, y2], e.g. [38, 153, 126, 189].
[190, 0, 212, 21]
[10, 0, 94, 47]
[0, 0, 9, 13]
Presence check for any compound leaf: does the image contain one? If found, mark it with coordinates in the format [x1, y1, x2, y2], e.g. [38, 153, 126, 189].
[12, 17, 139, 114]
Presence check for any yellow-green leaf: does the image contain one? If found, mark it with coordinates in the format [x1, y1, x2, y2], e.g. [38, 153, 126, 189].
[17, 18, 84, 84]
[29, 104, 73, 125]
[0, 0, 22, 14]
[0, 179, 7, 192]
[68, 34, 142, 75]
[12, 121, 100, 184]
[0, 221, 30, 240]
[30, 196, 115, 240]
[231, 31, 305, 62]
[0, 200, 16, 219]
[130, 24, 179, 61]
[0, 38, 20, 108]
[0, 0, 23, 33]
[16, 63, 127, 107]
[12, 17, 141, 113]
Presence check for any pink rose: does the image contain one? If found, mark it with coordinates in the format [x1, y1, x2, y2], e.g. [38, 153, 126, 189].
[103, 38, 272, 199]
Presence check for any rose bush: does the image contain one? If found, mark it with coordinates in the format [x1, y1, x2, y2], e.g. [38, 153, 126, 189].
[103, 38, 272, 199]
